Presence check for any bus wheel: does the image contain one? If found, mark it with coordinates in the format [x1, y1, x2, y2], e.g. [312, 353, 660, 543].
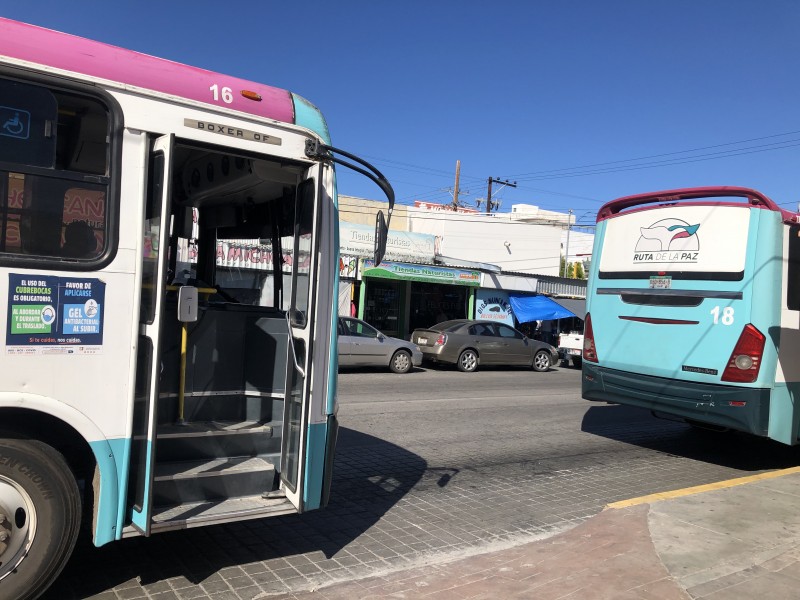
[457, 349, 478, 372]
[389, 350, 413, 374]
[0, 438, 81, 600]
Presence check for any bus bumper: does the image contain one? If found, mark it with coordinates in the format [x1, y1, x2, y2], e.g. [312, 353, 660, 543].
[582, 364, 770, 436]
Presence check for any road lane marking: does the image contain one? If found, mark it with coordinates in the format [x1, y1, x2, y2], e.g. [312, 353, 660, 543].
[606, 465, 800, 509]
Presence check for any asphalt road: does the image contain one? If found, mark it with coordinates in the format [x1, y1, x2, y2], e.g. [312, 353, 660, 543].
[44, 364, 800, 599]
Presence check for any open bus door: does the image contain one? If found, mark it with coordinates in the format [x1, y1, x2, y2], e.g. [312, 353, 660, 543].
[130, 134, 174, 535]
[280, 175, 318, 511]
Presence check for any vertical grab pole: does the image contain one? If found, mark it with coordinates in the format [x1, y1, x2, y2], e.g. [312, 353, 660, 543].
[178, 321, 188, 425]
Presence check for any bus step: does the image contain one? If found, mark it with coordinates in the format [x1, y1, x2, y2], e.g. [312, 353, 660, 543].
[157, 420, 274, 437]
[154, 420, 281, 461]
[143, 494, 296, 535]
[157, 394, 284, 424]
[152, 456, 276, 506]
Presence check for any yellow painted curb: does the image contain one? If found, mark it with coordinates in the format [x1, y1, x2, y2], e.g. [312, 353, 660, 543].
[607, 465, 800, 509]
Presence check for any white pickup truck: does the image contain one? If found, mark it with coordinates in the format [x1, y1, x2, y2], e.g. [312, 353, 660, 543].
[558, 331, 583, 368]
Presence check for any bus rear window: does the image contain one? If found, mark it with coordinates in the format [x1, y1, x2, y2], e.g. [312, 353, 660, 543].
[598, 204, 750, 280]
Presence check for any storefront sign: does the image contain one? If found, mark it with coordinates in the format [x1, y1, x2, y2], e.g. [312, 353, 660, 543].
[362, 260, 480, 286]
[340, 222, 436, 263]
[339, 254, 359, 279]
[475, 289, 513, 325]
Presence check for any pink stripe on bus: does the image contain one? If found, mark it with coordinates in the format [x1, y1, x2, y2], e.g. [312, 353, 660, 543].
[0, 18, 295, 124]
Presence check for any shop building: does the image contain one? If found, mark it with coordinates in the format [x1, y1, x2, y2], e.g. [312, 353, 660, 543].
[337, 195, 589, 340]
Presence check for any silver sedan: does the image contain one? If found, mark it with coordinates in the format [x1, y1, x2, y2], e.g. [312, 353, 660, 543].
[411, 319, 559, 373]
[338, 317, 423, 374]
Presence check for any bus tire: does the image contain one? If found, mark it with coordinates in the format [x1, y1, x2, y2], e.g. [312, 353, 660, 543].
[389, 349, 413, 374]
[457, 349, 478, 372]
[0, 437, 82, 600]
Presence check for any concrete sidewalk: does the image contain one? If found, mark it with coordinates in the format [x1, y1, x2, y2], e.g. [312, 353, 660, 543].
[285, 467, 800, 599]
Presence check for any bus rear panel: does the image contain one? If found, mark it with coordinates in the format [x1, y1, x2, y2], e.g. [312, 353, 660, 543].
[583, 187, 800, 445]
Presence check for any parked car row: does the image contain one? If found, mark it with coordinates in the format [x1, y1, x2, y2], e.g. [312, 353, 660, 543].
[338, 317, 560, 374]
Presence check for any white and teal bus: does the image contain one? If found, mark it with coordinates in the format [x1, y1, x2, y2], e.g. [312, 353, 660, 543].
[0, 18, 393, 600]
[583, 186, 800, 445]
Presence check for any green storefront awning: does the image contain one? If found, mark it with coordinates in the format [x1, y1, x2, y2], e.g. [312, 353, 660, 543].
[362, 260, 480, 287]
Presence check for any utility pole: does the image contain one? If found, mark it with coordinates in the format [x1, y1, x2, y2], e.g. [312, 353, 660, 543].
[485, 177, 517, 214]
[562, 209, 573, 278]
[452, 160, 461, 211]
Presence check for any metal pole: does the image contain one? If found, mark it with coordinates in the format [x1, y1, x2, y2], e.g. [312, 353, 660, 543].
[452, 160, 461, 210]
[563, 209, 573, 277]
[485, 177, 493, 214]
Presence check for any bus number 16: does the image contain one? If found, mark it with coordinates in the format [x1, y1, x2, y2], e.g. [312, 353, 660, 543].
[210, 84, 233, 104]
[710, 306, 734, 325]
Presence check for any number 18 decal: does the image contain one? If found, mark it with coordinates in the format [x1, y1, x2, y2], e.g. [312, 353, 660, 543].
[710, 306, 734, 325]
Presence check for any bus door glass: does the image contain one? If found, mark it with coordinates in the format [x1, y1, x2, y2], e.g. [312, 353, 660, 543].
[130, 134, 173, 534]
[281, 174, 318, 510]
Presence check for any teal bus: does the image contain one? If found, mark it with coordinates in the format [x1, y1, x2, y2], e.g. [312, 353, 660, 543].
[583, 186, 800, 445]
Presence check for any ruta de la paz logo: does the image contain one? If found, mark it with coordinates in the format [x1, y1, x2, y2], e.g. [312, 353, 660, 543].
[633, 218, 700, 264]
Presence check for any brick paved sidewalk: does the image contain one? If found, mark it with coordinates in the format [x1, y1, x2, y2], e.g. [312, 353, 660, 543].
[287, 505, 687, 600]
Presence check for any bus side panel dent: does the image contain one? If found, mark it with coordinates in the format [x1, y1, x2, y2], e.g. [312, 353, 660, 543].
[768, 383, 800, 445]
[583, 365, 771, 436]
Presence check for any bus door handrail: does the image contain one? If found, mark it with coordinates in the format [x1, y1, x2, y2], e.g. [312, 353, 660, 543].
[596, 186, 797, 223]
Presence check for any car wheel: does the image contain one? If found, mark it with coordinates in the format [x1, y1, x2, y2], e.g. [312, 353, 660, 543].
[533, 350, 551, 372]
[457, 349, 478, 372]
[389, 350, 412, 374]
[572, 357, 582, 369]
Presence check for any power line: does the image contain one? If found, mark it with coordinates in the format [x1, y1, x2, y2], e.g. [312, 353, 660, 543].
[505, 129, 800, 179]
[343, 128, 800, 207]
[512, 139, 800, 181]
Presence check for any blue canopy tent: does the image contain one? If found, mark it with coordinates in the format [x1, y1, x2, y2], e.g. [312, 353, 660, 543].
[508, 294, 578, 323]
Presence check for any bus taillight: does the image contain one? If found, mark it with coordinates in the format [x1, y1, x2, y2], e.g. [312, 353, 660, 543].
[721, 324, 766, 383]
[583, 313, 598, 363]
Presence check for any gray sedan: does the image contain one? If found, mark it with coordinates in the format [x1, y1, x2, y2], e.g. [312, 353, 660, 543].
[338, 317, 423, 374]
[411, 319, 559, 373]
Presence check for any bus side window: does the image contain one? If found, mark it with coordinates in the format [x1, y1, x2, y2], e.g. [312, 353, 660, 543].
[788, 225, 800, 311]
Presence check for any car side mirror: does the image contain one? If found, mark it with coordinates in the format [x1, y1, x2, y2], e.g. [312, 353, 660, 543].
[377, 333, 385, 341]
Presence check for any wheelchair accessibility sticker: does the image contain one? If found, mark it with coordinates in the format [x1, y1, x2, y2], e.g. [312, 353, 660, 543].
[0, 106, 30, 140]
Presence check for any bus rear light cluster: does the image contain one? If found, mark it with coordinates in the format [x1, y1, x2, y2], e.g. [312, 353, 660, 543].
[583, 313, 599, 363]
[435, 334, 447, 346]
[721, 324, 766, 383]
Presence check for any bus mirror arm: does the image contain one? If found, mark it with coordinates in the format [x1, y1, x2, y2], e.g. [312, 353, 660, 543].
[305, 140, 395, 266]
[305, 140, 394, 211]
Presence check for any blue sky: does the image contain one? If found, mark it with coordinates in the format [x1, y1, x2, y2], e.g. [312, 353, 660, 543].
[4, 1, 799, 226]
